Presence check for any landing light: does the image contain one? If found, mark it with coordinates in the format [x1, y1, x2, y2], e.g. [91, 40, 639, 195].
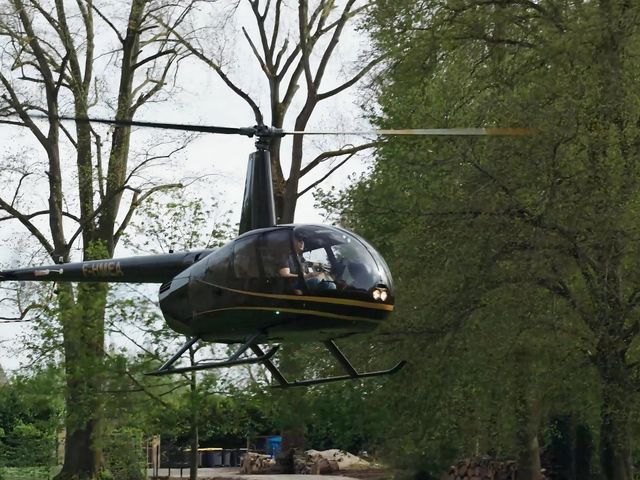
[372, 288, 388, 302]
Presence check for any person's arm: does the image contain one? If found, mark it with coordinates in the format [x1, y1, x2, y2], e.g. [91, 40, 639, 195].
[279, 265, 319, 279]
[279, 266, 298, 278]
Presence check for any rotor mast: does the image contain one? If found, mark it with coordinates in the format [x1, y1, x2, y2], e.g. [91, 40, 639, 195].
[238, 125, 283, 234]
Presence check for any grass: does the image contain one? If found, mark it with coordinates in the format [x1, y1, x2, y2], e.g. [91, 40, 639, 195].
[0, 467, 60, 480]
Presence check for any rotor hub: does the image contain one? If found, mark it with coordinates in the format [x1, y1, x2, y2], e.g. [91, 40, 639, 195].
[252, 125, 285, 150]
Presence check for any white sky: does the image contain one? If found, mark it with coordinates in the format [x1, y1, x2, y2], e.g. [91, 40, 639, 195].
[0, 1, 377, 372]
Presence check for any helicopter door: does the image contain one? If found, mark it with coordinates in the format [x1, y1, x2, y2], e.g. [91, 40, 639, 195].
[257, 229, 297, 294]
[231, 234, 261, 291]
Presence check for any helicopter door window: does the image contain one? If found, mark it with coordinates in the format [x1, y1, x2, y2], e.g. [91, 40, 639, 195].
[203, 242, 234, 285]
[232, 235, 260, 290]
[258, 229, 298, 294]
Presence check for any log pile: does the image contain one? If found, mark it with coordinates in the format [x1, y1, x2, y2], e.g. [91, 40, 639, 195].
[293, 451, 339, 474]
[307, 448, 372, 470]
[292, 449, 372, 474]
[243, 448, 374, 475]
[443, 458, 518, 480]
[239, 452, 276, 474]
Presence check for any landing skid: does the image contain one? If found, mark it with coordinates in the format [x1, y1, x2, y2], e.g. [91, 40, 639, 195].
[147, 335, 406, 388]
[265, 340, 406, 388]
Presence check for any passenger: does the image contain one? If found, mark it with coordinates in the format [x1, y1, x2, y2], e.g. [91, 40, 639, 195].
[278, 232, 336, 293]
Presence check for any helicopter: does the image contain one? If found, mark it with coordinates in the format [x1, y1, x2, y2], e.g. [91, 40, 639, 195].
[0, 117, 530, 387]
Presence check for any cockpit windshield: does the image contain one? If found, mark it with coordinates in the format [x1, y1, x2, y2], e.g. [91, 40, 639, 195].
[291, 226, 392, 297]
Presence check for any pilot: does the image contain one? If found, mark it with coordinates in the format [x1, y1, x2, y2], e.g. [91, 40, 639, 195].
[278, 232, 335, 293]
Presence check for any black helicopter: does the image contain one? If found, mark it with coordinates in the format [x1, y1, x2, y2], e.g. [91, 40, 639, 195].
[0, 118, 528, 387]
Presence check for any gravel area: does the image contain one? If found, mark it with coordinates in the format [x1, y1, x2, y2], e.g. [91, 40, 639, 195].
[148, 467, 364, 479]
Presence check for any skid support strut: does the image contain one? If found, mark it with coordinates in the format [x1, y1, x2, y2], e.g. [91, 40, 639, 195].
[146, 335, 405, 387]
[146, 333, 278, 376]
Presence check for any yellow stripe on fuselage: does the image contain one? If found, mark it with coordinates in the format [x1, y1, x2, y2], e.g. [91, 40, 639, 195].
[197, 280, 394, 312]
[195, 306, 382, 324]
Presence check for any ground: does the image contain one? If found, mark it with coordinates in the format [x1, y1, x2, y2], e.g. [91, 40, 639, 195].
[150, 467, 394, 480]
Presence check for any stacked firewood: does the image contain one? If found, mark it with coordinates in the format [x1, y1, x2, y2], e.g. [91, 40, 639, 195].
[239, 452, 275, 474]
[292, 451, 339, 474]
[443, 458, 518, 480]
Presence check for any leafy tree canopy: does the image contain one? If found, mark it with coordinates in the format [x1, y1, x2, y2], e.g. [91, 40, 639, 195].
[319, 0, 640, 478]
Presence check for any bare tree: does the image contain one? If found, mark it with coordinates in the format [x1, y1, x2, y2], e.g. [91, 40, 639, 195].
[170, 0, 382, 222]
[0, 0, 195, 478]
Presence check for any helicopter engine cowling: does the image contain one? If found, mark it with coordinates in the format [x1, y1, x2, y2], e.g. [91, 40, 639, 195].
[159, 270, 195, 335]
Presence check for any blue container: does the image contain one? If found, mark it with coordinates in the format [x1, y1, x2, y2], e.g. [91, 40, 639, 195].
[202, 451, 214, 467]
[266, 436, 282, 458]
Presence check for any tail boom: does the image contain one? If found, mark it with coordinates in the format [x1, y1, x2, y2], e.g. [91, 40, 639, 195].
[0, 249, 213, 284]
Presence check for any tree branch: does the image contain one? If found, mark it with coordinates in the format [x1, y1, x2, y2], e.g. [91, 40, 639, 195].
[0, 196, 54, 255]
[132, 49, 178, 71]
[113, 183, 183, 246]
[160, 21, 264, 124]
[300, 141, 376, 177]
[317, 54, 386, 101]
[91, 3, 124, 43]
[312, 0, 356, 91]
[298, 152, 355, 198]
[242, 26, 269, 74]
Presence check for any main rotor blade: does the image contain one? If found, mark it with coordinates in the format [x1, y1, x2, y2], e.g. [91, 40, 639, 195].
[285, 128, 534, 136]
[35, 114, 257, 136]
[25, 114, 533, 137]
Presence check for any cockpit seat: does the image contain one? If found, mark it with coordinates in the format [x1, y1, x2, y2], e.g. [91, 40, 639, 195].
[332, 260, 346, 277]
[346, 260, 373, 290]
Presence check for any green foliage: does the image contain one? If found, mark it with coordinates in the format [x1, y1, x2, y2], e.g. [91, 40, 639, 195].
[303, 381, 389, 453]
[0, 368, 62, 470]
[96, 469, 115, 480]
[318, 0, 640, 476]
[0, 467, 59, 480]
[103, 428, 145, 480]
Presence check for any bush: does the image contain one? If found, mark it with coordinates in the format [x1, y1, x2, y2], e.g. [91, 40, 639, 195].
[103, 428, 145, 480]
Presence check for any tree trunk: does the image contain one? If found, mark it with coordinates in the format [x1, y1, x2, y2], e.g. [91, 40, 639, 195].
[58, 420, 102, 480]
[276, 345, 307, 462]
[56, 282, 107, 480]
[516, 430, 542, 480]
[514, 349, 542, 480]
[599, 374, 632, 480]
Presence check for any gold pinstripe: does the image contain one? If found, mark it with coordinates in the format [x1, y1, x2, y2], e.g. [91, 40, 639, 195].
[195, 306, 382, 323]
[197, 279, 394, 312]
